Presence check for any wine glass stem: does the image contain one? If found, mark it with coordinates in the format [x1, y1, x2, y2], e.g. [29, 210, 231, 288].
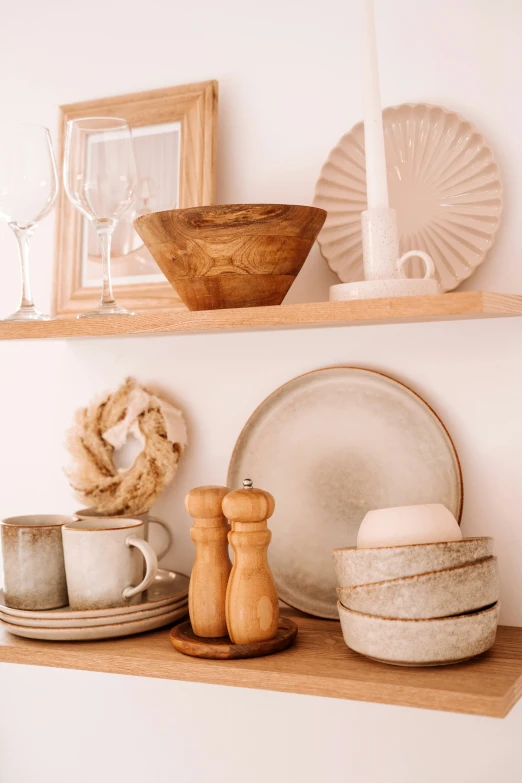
[96, 223, 116, 307]
[12, 226, 35, 309]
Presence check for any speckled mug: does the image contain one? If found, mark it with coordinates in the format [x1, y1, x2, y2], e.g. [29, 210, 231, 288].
[62, 518, 158, 610]
[1, 515, 71, 610]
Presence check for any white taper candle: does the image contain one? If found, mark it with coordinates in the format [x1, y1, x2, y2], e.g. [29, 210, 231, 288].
[362, 0, 389, 209]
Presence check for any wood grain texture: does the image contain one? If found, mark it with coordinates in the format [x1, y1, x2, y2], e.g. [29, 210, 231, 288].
[0, 293, 520, 341]
[186, 486, 231, 638]
[170, 617, 298, 659]
[223, 485, 276, 523]
[53, 80, 218, 317]
[134, 205, 327, 310]
[0, 612, 521, 717]
[224, 485, 279, 644]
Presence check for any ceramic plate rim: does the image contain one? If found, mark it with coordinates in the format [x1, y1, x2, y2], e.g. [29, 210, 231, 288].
[0, 605, 189, 641]
[227, 366, 463, 619]
[0, 570, 189, 620]
[0, 590, 188, 620]
[0, 599, 188, 628]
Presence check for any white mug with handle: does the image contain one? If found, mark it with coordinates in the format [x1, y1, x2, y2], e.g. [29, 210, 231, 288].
[75, 508, 172, 561]
[62, 518, 158, 610]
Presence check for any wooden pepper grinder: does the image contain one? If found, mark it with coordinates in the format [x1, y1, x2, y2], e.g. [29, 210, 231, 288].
[185, 486, 232, 638]
[223, 479, 279, 645]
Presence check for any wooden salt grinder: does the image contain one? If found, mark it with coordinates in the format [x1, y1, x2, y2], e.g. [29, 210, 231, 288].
[223, 479, 279, 645]
[185, 486, 232, 638]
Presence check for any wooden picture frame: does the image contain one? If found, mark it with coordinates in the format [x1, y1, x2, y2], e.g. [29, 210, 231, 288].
[53, 80, 218, 317]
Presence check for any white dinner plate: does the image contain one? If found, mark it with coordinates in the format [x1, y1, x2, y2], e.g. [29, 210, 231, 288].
[0, 569, 189, 621]
[1, 604, 188, 641]
[228, 367, 462, 619]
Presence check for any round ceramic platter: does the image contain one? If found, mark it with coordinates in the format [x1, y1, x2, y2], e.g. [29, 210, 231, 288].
[0, 598, 187, 629]
[228, 367, 462, 619]
[313, 104, 503, 291]
[0, 569, 189, 621]
[1, 604, 189, 641]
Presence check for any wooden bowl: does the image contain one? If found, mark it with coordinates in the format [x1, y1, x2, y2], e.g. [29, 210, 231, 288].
[332, 537, 493, 588]
[337, 601, 499, 666]
[134, 204, 327, 311]
[337, 557, 499, 619]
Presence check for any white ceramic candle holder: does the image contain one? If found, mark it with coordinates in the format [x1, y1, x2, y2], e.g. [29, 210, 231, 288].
[329, 208, 440, 302]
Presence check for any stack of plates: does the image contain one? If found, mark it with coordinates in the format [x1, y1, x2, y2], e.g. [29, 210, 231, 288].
[0, 570, 189, 641]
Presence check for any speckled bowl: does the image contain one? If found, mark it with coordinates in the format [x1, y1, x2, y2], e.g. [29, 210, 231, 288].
[337, 556, 499, 619]
[337, 601, 499, 666]
[332, 537, 493, 588]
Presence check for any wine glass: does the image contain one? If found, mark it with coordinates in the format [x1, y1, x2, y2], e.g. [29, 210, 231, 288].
[0, 123, 58, 321]
[64, 117, 138, 317]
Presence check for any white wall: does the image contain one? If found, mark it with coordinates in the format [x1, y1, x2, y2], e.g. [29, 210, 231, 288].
[2, 662, 522, 783]
[1, 1, 522, 781]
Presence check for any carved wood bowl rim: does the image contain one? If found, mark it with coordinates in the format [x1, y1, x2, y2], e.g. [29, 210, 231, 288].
[135, 203, 327, 239]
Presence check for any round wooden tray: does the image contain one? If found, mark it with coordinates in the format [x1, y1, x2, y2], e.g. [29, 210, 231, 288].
[170, 617, 298, 659]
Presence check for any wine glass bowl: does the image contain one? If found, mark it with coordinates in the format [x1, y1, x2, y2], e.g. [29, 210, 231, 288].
[64, 117, 138, 317]
[0, 123, 58, 321]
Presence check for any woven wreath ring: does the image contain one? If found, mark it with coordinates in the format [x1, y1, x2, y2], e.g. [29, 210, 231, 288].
[66, 378, 186, 516]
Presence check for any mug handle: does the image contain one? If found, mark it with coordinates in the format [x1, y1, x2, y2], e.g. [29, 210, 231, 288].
[397, 250, 435, 280]
[123, 537, 158, 599]
[148, 516, 172, 561]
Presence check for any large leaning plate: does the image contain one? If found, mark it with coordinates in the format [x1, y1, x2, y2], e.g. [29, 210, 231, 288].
[228, 368, 462, 619]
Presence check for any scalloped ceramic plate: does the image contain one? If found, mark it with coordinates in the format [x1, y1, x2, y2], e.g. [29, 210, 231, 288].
[313, 104, 503, 291]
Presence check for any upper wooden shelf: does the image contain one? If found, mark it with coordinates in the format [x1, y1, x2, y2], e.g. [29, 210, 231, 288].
[1, 611, 521, 717]
[0, 292, 521, 341]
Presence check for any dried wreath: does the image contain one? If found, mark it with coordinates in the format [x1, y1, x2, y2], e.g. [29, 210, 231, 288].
[66, 377, 187, 515]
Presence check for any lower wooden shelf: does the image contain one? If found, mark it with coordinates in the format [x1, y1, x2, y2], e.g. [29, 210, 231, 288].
[0, 611, 521, 717]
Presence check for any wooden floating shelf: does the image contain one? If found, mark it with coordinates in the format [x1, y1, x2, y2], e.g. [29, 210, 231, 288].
[1, 611, 522, 717]
[0, 292, 521, 341]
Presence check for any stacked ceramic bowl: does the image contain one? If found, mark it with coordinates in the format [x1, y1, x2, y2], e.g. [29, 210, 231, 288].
[0, 571, 189, 641]
[333, 507, 500, 666]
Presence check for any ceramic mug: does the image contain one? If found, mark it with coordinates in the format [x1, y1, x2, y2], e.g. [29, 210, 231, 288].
[1, 515, 71, 610]
[62, 518, 158, 610]
[75, 508, 172, 561]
